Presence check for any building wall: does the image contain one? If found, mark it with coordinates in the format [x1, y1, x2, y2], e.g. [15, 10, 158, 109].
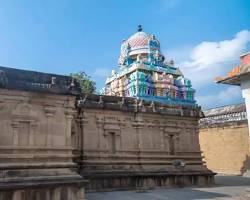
[75, 96, 215, 190]
[78, 108, 204, 172]
[199, 106, 250, 175]
[0, 89, 75, 169]
[0, 89, 86, 200]
[0, 87, 215, 194]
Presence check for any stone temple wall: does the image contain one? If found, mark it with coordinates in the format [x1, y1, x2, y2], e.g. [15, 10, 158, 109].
[0, 66, 215, 198]
[75, 95, 215, 191]
[0, 67, 87, 200]
[199, 103, 250, 175]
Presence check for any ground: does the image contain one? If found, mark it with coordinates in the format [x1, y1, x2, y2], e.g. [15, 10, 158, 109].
[86, 175, 250, 200]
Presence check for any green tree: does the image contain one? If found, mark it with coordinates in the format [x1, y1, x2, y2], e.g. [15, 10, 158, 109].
[70, 71, 96, 94]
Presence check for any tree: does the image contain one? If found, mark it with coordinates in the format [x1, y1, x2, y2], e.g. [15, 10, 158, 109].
[70, 71, 96, 95]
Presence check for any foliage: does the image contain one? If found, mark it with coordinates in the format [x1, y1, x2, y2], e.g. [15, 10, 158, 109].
[70, 71, 96, 94]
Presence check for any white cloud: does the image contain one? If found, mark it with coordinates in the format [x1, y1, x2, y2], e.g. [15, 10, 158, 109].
[170, 30, 250, 88]
[197, 87, 243, 109]
[183, 30, 250, 69]
[167, 30, 250, 108]
[93, 68, 110, 78]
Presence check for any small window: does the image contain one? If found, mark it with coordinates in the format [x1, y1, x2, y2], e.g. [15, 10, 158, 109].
[108, 132, 116, 154]
[18, 121, 30, 146]
[169, 135, 175, 155]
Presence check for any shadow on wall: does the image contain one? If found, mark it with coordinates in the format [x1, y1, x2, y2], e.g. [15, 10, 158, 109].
[199, 119, 249, 176]
[241, 155, 250, 176]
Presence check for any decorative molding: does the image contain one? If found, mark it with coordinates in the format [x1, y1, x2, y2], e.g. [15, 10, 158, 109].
[77, 94, 201, 118]
[44, 106, 56, 117]
[200, 111, 247, 127]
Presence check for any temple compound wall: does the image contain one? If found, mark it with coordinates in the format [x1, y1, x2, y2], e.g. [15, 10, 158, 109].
[0, 67, 87, 200]
[74, 95, 214, 191]
[199, 103, 250, 175]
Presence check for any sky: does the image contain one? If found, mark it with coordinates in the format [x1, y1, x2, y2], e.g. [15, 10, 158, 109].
[0, 0, 249, 109]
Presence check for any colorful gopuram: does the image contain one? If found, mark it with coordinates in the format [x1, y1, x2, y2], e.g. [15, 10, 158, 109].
[103, 25, 196, 106]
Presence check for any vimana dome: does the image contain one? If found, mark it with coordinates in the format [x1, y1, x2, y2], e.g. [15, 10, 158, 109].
[102, 25, 196, 106]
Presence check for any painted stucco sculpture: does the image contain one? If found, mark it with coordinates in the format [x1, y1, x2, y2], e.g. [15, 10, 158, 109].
[103, 25, 195, 106]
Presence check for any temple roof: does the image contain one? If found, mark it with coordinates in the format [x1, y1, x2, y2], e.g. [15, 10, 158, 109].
[0, 66, 81, 95]
[203, 103, 246, 117]
[78, 94, 201, 114]
[105, 62, 182, 84]
[215, 52, 250, 85]
[118, 25, 163, 65]
[110, 26, 181, 82]
[127, 31, 149, 48]
[104, 25, 196, 107]
[199, 103, 247, 127]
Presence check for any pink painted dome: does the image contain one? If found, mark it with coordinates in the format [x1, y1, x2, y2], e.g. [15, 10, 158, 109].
[127, 31, 150, 49]
[125, 26, 161, 56]
[118, 25, 162, 65]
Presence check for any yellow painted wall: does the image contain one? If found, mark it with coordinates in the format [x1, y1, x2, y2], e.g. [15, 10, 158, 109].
[199, 123, 249, 175]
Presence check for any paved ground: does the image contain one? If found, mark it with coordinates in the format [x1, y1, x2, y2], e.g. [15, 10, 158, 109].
[86, 175, 250, 200]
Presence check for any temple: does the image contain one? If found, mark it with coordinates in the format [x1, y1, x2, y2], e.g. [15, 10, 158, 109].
[0, 26, 215, 200]
[103, 25, 195, 106]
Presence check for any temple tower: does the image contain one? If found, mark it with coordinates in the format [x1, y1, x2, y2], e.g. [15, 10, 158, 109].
[103, 25, 195, 106]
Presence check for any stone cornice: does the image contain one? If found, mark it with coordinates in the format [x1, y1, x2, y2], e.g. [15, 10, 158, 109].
[77, 94, 202, 118]
[199, 120, 248, 129]
[199, 111, 247, 128]
[0, 66, 81, 95]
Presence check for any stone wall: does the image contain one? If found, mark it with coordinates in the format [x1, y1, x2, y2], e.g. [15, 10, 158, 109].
[0, 67, 87, 200]
[199, 103, 250, 175]
[75, 95, 215, 191]
[0, 89, 76, 171]
[0, 180, 85, 200]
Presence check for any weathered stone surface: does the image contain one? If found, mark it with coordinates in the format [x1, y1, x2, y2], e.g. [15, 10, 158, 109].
[200, 103, 247, 127]
[0, 177, 87, 200]
[86, 175, 250, 200]
[0, 66, 80, 95]
[75, 95, 214, 191]
[199, 103, 250, 175]
[0, 67, 86, 200]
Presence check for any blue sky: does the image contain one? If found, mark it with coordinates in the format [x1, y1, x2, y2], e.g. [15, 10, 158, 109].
[0, 0, 249, 109]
